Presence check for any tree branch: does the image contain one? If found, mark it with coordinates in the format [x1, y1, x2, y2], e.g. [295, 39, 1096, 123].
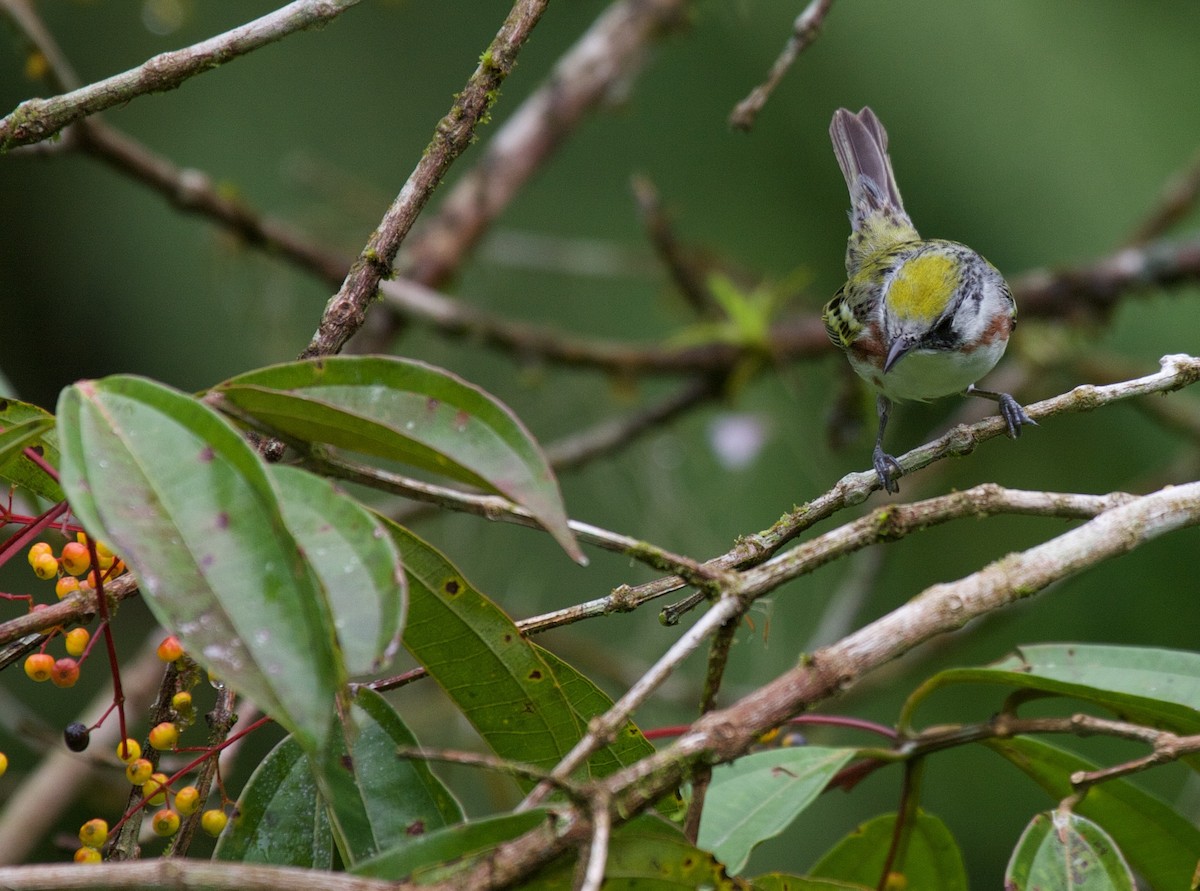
[728, 0, 837, 131]
[299, 0, 550, 361]
[0, 0, 361, 149]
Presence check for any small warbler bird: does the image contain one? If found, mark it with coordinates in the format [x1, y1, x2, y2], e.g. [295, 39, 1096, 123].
[822, 107, 1034, 493]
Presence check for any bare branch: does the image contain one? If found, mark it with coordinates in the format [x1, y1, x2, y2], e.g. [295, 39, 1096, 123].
[1015, 232, 1200, 321]
[1125, 146, 1200, 246]
[0, 0, 361, 149]
[300, 0, 550, 361]
[0, 860, 407, 891]
[396, 0, 693, 291]
[729, 0, 837, 131]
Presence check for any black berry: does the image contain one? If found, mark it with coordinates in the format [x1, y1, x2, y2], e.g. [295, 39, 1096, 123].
[64, 721, 90, 752]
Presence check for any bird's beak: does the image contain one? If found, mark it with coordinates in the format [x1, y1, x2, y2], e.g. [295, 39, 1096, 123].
[884, 334, 918, 373]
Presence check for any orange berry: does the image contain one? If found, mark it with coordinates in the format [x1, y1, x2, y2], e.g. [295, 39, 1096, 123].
[174, 785, 201, 816]
[125, 758, 153, 785]
[200, 809, 228, 837]
[156, 636, 184, 663]
[32, 552, 59, 580]
[116, 738, 141, 763]
[64, 627, 90, 657]
[60, 541, 91, 576]
[50, 657, 80, 688]
[151, 808, 180, 837]
[142, 773, 170, 806]
[27, 541, 52, 568]
[78, 818, 108, 848]
[74, 846, 102, 863]
[148, 722, 179, 751]
[24, 653, 54, 682]
[55, 575, 81, 599]
[0, 751, 8, 778]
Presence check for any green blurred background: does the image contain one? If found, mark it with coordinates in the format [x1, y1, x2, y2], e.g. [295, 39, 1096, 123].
[2, 0, 1199, 881]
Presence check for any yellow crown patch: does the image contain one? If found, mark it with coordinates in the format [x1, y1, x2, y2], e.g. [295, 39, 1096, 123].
[887, 251, 957, 322]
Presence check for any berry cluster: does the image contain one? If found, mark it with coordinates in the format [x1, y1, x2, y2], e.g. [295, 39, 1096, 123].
[71, 636, 232, 863]
[20, 535, 125, 690]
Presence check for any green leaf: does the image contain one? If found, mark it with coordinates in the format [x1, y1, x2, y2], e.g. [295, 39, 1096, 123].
[349, 687, 465, 850]
[522, 815, 742, 890]
[270, 465, 406, 676]
[534, 645, 657, 776]
[752, 875, 871, 891]
[1006, 810, 1134, 890]
[217, 692, 463, 868]
[985, 736, 1200, 888]
[382, 520, 584, 782]
[313, 687, 466, 865]
[211, 356, 582, 562]
[902, 645, 1200, 768]
[0, 398, 64, 502]
[809, 811, 967, 891]
[56, 376, 342, 752]
[353, 810, 551, 882]
[698, 746, 857, 874]
[213, 734, 333, 868]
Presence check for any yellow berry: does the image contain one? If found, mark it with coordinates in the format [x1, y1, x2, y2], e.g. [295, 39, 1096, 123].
[142, 773, 170, 806]
[148, 722, 179, 751]
[151, 808, 180, 837]
[78, 818, 109, 848]
[174, 785, 201, 816]
[116, 738, 141, 763]
[24, 653, 54, 682]
[60, 541, 91, 576]
[56, 575, 81, 599]
[73, 846, 102, 863]
[94, 540, 114, 561]
[64, 627, 90, 658]
[0, 751, 7, 778]
[156, 635, 184, 663]
[50, 657, 80, 688]
[171, 691, 193, 713]
[200, 809, 228, 837]
[125, 758, 153, 785]
[27, 542, 52, 568]
[33, 552, 59, 580]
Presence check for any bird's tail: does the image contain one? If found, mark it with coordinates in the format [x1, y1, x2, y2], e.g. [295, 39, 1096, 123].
[830, 107, 919, 272]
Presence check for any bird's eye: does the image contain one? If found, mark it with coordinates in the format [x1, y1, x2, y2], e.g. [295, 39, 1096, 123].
[927, 314, 955, 347]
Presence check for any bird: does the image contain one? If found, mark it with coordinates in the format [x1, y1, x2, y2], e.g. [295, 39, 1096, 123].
[821, 106, 1034, 493]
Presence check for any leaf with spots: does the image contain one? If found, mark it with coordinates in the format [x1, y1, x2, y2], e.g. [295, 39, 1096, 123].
[210, 356, 583, 563]
[270, 465, 406, 677]
[354, 810, 551, 882]
[312, 686, 466, 865]
[213, 734, 334, 868]
[534, 645, 656, 777]
[0, 398, 64, 502]
[382, 518, 585, 783]
[56, 376, 342, 753]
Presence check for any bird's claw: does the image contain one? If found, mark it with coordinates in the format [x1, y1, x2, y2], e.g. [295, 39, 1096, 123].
[998, 393, 1036, 439]
[872, 446, 903, 494]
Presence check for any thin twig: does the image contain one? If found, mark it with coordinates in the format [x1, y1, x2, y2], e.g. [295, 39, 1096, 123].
[393, 0, 692, 292]
[576, 789, 612, 891]
[631, 175, 719, 316]
[0, 0, 361, 149]
[520, 593, 747, 809]
[729, 0, 837, 131]
[1125, 146, 1200, 246]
